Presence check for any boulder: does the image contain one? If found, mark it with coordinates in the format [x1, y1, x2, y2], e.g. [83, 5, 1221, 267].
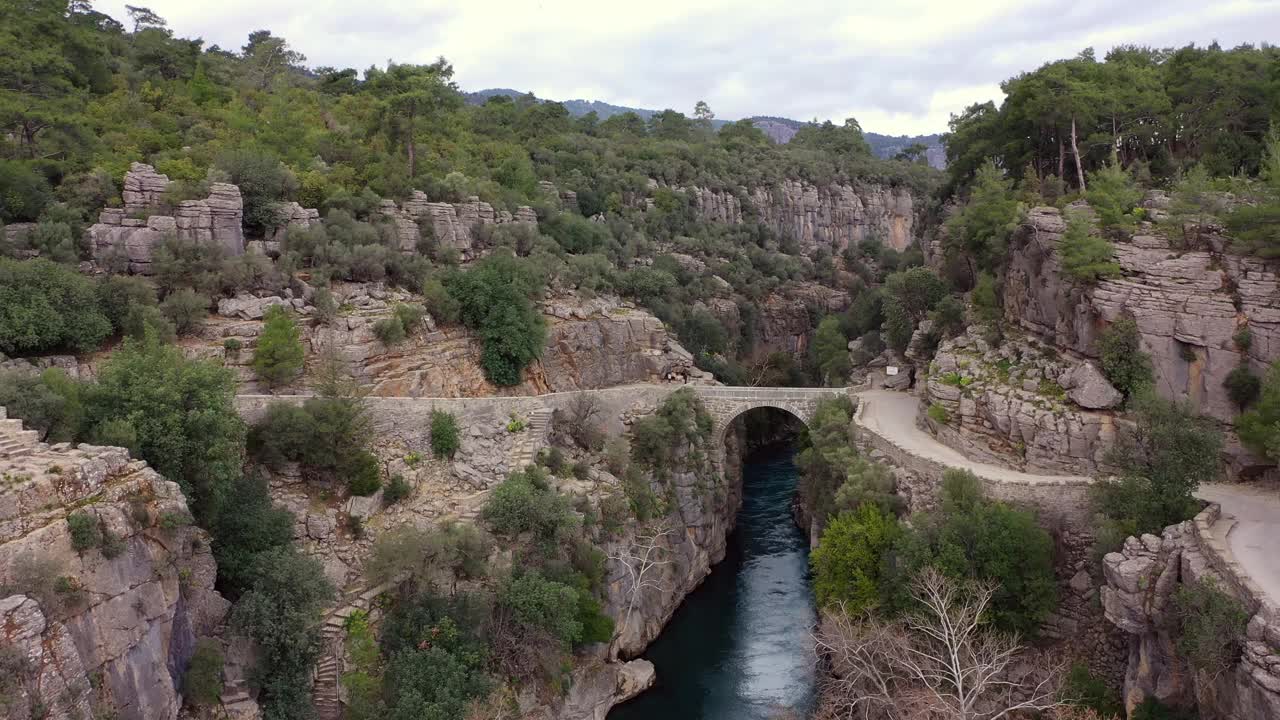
[217, 293, 286, 320]
[1061, 362, 1123, 409]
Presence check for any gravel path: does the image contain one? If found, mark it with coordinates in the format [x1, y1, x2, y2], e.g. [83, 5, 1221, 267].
[854, 389, 1280, 603]
[852, 389, 1092, 485]
[1195, 483, 1280, 602]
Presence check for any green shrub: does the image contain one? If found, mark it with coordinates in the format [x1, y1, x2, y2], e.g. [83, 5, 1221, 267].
[99, 527, 125, 559]
[430, 409, 460, 459]
[0, 160, 54, 222]
[893, 470, 1057, 635]
[0, 258, 112, 354]
[1173, 578, 1249, 673]
[231, 547, 335, 720]
[67, 512, 101, 552]
[383, 474, 411, 505]
[927, 403, 949, 423]
[96, 275, 158, 332]
[1099, 316, 1153, 397]
[1063, 662, 1123, 716]
[506, 412, 527, 433]
[1132, 698, 1199, 720]
[1224, 365, 1262, 410]
[311, 287, 338, 325]
[223, 338, 243, 352]
[122, 303, 176, 343]
[1233, 327, 1253, 352]
[1095, 392, 1223, 545]
[810, 504, 901, 610]
[539, 446, 566, 475]
[445, 253, 546, 386]
[81, 337, 246, 529]
[252, 305, 305, 387]
[159, 288, 208, 336]
[371, 316, 406, 345]
[498, 571, 583, 646]
[622, 467, 662, 521]
[344, 450, 381, 496]
[481, 467, 575, 544]
[182, 638, 225, 707]
[421, 277, 460, 325]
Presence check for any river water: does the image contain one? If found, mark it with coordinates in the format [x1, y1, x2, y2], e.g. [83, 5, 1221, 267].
[609, 447, 818, 720]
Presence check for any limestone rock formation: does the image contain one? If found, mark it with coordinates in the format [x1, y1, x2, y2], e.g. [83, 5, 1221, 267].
[757, 282, 851, 355]
[1060, 361, 1124, 409]
[1005, 205, 1278, 429]
[681, 179, 916, 253]
[194, 288, 702, 396]
[0, 407, 241, 720]
[89, 163, 246, 273]
[921, 330, 1121, 475]
[381, 190, 536, 259]
[1101, 508, 1280, 718]
[121, 162, 170, 214]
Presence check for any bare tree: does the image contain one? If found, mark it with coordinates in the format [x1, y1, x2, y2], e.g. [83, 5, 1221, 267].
[555, 393, 605, 450]
[607, 522, 675, 629]
[814, 569, 1067, 720]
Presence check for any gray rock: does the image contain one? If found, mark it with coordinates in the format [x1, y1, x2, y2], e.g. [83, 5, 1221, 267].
[1061, 362, 1123, 409]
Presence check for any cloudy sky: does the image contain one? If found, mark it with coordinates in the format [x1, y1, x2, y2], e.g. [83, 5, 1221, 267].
[97, 0, 1280, 136]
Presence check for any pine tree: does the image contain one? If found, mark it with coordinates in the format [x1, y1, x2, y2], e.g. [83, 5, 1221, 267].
[252, 305, 304, 388]
[1059, 212, 1120, 283]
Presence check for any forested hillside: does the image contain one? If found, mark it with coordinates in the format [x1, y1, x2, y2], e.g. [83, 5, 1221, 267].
[4, 2, 1280, 720]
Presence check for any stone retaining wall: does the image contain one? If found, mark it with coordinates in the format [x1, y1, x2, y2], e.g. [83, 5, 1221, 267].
[851, 397, 1095, 529]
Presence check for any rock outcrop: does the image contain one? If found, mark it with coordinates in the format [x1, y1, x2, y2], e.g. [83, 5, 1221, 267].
[381, 190, 536, 258]
[195, 289, 704, 396]
[682, 180, 917, 253]
[1102, 506, 1280, 718]
[89, 163, 246, 273]
[0, 407, 242, 720]
[1005, 205, 1280, 429]
[921, 330, 1122, 475]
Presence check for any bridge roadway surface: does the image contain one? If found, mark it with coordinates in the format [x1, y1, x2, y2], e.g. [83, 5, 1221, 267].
[855, 388, 1280, 604]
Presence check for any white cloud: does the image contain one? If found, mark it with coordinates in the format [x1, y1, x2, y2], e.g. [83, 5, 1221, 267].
[95, 0, 1280, 135]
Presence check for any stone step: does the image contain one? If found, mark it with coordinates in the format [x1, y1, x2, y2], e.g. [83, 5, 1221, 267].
[0, 406, 7, 420]
[0, 418, 23, 432]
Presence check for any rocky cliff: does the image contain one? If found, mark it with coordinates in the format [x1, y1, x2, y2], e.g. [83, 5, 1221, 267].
[0, 407, 241, 720]
[1102, 505, 1280, 718]
[1004, 205, 1280, 434]
[921, 329, 1123, 475]
[195, 289, 704, 396]
[89, 163, 247, 272]
[682, 179, 916, 253]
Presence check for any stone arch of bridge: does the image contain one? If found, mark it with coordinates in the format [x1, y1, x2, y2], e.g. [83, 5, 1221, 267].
[709, 402, 813, 468]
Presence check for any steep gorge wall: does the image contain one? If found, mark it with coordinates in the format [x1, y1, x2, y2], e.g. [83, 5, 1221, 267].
[684, 180, 917, 253]
[0, 409, 238, 720]
[1102, 505, 1280, 718]
[1005, 206, 1280, 432]
[196, 291, 704, 396]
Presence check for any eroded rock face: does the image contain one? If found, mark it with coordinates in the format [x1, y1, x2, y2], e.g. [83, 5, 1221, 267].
[381, 190, 537, 259]
[191, 290, 704, 396]
[686, 180, 916, 253]
[1005, 206, 1279, 429]
[921, 330, 1121, 475]
[89, 163, 247, 272]
[0, 411, 236, 720]
[1101, 513, 1280, 719]
[757, 282, 851, 355]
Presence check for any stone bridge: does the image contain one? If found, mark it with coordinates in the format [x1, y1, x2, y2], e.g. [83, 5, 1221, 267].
[692, 385, 853, 462]
[235, 383, 854, 473]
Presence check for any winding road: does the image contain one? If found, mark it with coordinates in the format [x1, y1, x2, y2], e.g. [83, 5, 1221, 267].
[853, 388, 1280, 606]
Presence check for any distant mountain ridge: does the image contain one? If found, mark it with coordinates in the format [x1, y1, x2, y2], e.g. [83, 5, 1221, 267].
[464, 89, 946, 169]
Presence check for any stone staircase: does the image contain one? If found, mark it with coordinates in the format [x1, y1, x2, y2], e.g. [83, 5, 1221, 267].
[0, 407, 41, 461]
[507, 407, 553, 470]
[312, 580, 399, 720]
